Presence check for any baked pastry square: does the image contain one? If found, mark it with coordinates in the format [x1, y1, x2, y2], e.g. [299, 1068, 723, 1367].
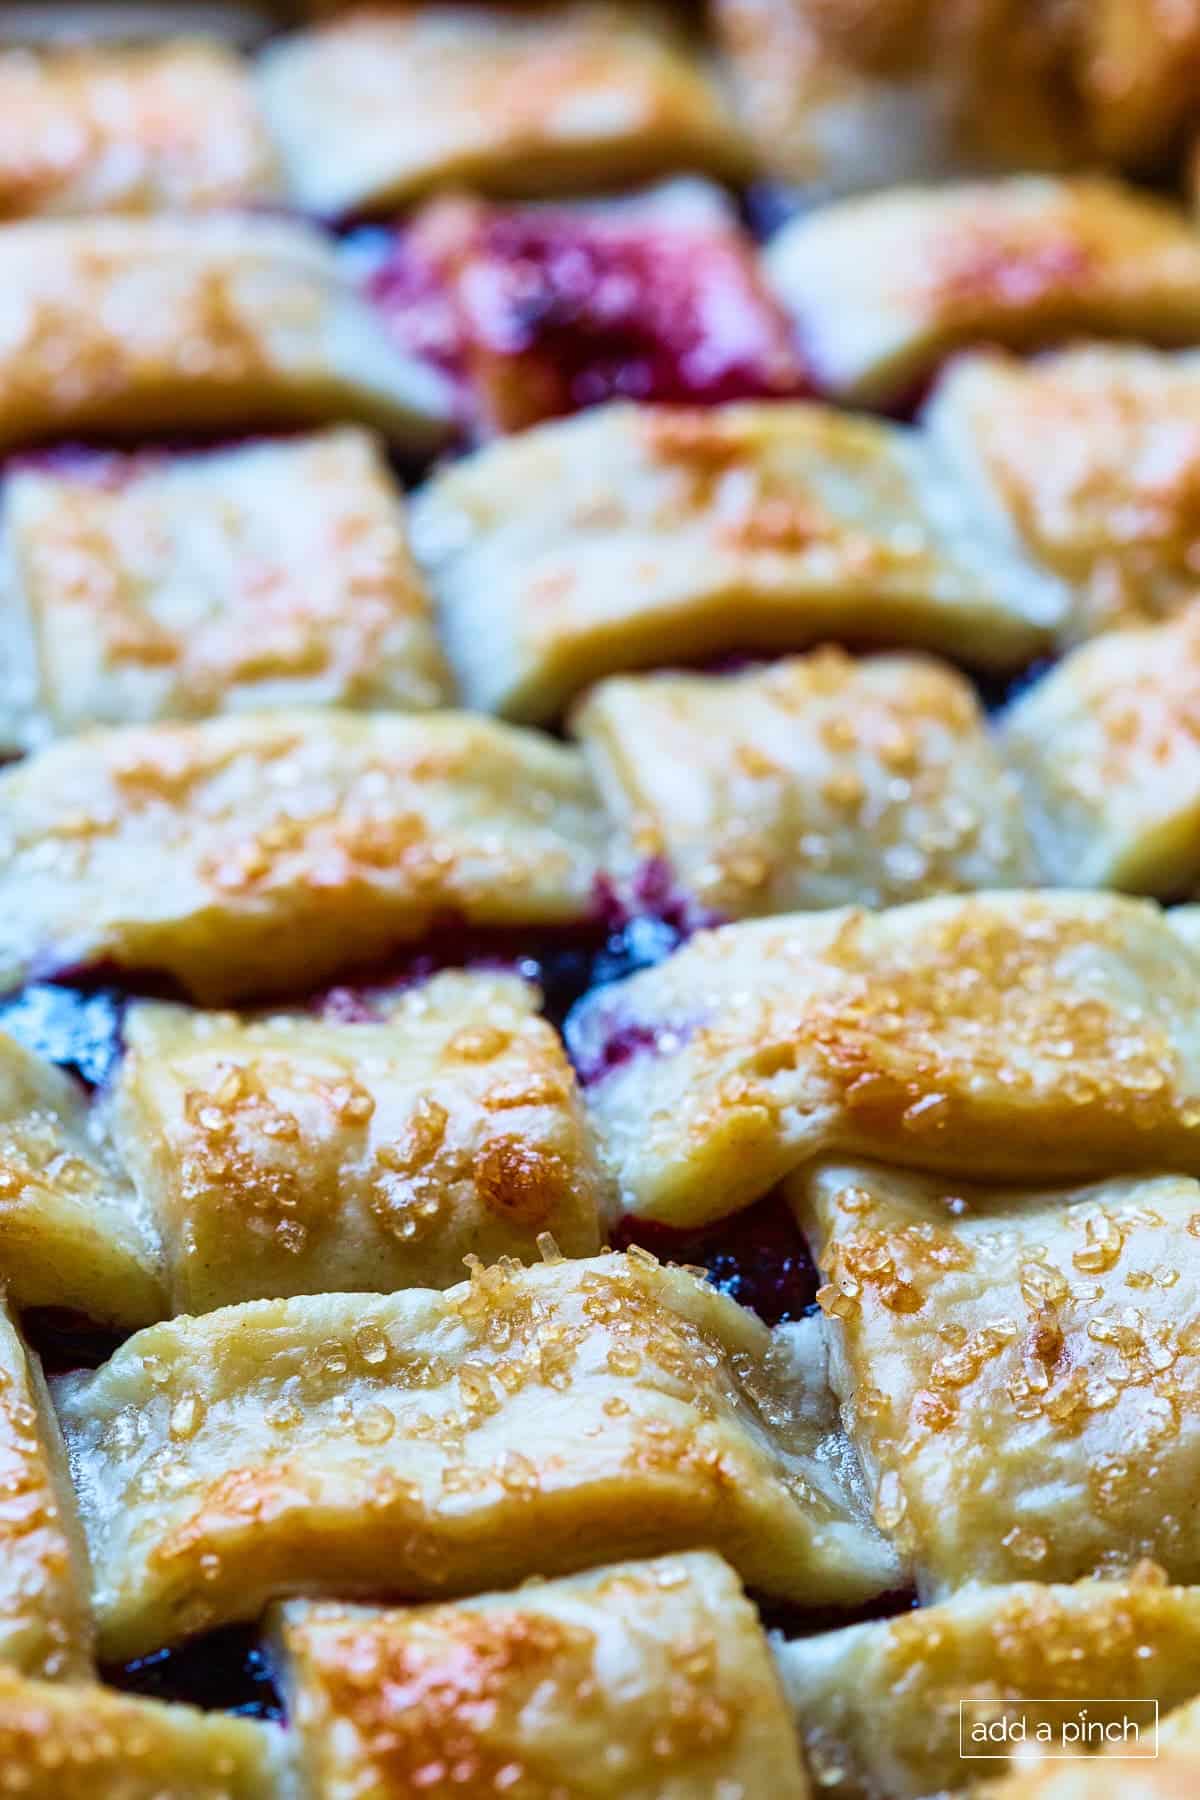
[711, 0, 1078, 195]
[713, 0, 1200, 195]
[413, 401, 1066, 722]
[924, 347, 1200, 641]
[1, 428, 452, 745]
[571, 651, 1033, 920]
[0, 1297, 92, 1680]
[793, 1160, 1200, 1595]
[0, 710, 609, 1003]
[0, 1668, 286, 1798]
[1002, 603, 1200, 893]
[778, 1571, 1200, 1799]
[990, 1691, 1200, 1795]
[110, 972, 605, 1312]
[567, 892, 1200, 1225]
[0, 1027, 163, 1326]
[1072, 1, 1200, 167]
[257, 4, 748, 220]
[275, 1552, 809, 1799]
[0, 215, 452, 452]
[765, 177, 1200, 406]
[0, 39, 278, 218]
[55, 1252, 897, 1659]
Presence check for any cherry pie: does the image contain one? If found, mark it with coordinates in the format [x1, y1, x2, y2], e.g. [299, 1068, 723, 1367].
[10, 4, 1200, 1798]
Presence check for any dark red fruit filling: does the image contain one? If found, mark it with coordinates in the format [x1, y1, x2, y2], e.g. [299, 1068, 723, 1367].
[342, 852, 719, 1021]
[611, 1189, 820, 1327]
[572, 1019, 666, 1087]
[628, 856, 723, 936]
[108, 1627, 283, 1722]
[754, 1587, 920, 1640]
[5, 896, 688, 1081]
[592, 859, 719, 943]
[459, 207, 807, 413]
[314, 911, 687, 1035]
[23, 1309, 126, 1376]
[362, 223, 467, 384]
[305, 915, 621, 1034]
[566, 972, 697, 1086]
[5, 432, 311, 482]
[368, 196, 809, 433]
[975, 653, 1058, 715]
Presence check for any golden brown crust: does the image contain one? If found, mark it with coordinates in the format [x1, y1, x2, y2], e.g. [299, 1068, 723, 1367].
[1079, 1, 1200, 165]
[712, 0, 1079, 192]
[766, 177, 1200, 405]
[0, 1028, 163, 1327]
[985, 1692, 1200, 1796]
[1002, 601, 1200, 892]
[924, 347, 1200, 641]
[112, 973, 605, 1311]
[0, 40, 278, 219]
[4, 430, 452, 741]
[714, 0, 1200, 192]
[55, 1253, 896, 1660]
[0, 1667, 285, 1797]
[258, 4, 749, 218]
[780, 1570, 1200, 1799]
[988, 1761, 1200, 1798]
[571, 651, 1033, 917]
[0, 710, 609, 1002]
[276, 1552, 810, 1798]
[570, 893, 1200, 1226]
[415, 401, 1065, 721]
[0, 1299, 92, 1681]
[0, 216, 452, 452]
[794, 1162, 1200, 1595]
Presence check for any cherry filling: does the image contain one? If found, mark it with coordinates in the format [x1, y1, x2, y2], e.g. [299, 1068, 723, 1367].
[313, 916, 680, 1035]
[564, 966, 698, 1086]
[24, 1309, 125, 1375]
[305, 916, 611, 1027]
[360, 222, 468, 384]
[4, 431, 313, 484]
[9, 872, 697, 1070]
[303, 897, 688, 1034]
[108, 1627, 284, 1723]
[611, 1189, 820, 1328]
[975, 652, 1058, 715]
[570, 1018, 668, 1086]
[755, 1587, 920, 1640]
[368, 194, 809, 435]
